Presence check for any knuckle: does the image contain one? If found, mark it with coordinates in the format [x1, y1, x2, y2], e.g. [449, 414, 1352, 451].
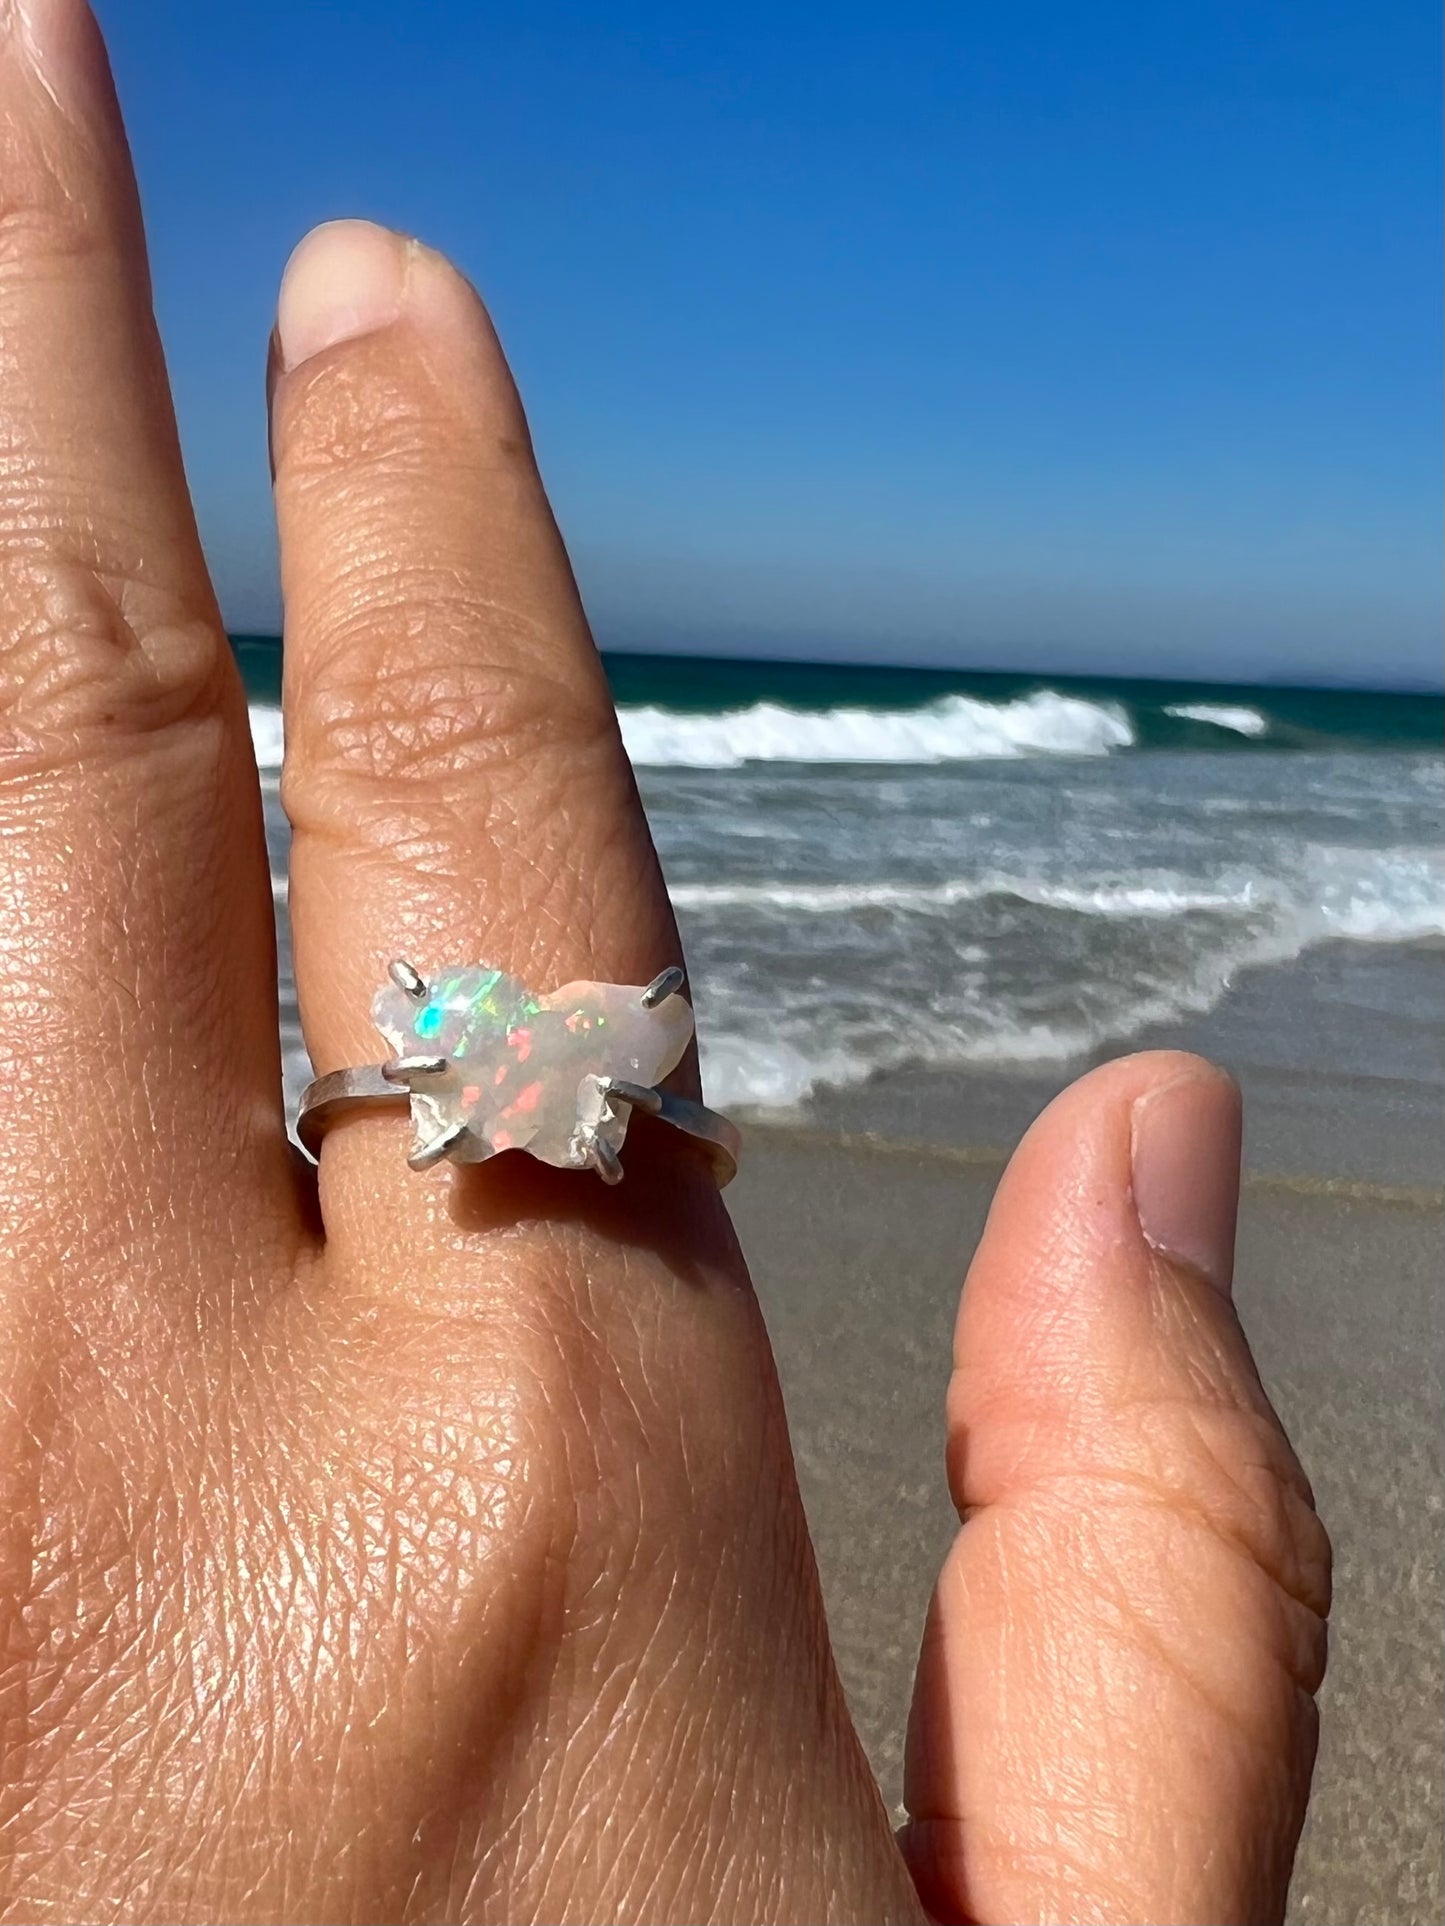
[282, 594, 615, 820]
[0, 192, 108, 283]
[1131, 1385, 1333, 1625]
[0, 132, 110, 285]
[277, 352, 529, 489]
[0, 555, 226, 781]
[1066, 1397, 1333, 1691]
[281, 359, 437, 484]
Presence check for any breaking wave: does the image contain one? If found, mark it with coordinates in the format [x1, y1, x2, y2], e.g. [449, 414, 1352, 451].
[1164, 702, 1270, 738]
[682, 846, 1445, 1109]
[245, 689, 1443, 1119]
[618, 690, 1134, 766]
[252, 688, 1136, 773]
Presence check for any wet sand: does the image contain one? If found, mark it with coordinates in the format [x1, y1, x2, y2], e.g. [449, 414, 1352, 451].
[726, 969, 1443, 1925]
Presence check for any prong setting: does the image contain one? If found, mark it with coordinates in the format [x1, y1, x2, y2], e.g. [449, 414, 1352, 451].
[301, 949, 738, 1183]
[640, 966, 686, 1009]
[388, 958, 429, 1002]
[585, 1133, 624, 1185]
[407, 1119, 470, 1171]
[599, 1076, 664, 1116]
[382, 1054, 450, 1083]
[368, 960, 703, 1180]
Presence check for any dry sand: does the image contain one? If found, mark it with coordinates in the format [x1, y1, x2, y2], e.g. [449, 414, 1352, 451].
[729, 1126, 1443, 1926]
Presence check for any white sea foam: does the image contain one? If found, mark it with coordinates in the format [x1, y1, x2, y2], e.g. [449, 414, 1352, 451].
[250, 688, 1134, 772]
[1164, 702, 1270, 738]
[1306, 848, 1445, 942]
[682, 845, 1445, 1108]
[668, 875, 1263, 918]
[674, 851, 1443, 939]
[696, 1020, 1104, 1110]
[249, 684, 1443, 1117]
[619, 690, 1134, 767]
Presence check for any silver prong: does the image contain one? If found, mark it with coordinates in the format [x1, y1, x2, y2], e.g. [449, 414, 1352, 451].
[407, 1120, 469, 1171]
[382, 1055, 449, 1083]
[600, 1076, 663, 1116]
[389, 958, 429, 1002]
[587, 1135, 625, 1185]
[640, 966, 685, 1009]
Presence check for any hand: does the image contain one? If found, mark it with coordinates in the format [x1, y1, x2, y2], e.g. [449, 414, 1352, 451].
[0, 6, 1328, 1922]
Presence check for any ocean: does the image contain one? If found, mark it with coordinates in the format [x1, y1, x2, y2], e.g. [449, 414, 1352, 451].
[234, 642, 1445, 1120]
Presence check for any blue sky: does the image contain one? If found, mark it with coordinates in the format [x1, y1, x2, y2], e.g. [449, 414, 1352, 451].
[109, 1, 1440, 687]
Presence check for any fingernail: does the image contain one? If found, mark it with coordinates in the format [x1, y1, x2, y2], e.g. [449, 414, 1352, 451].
[276, 220, 408, 373]
[1130, 1068, 1242, 1295]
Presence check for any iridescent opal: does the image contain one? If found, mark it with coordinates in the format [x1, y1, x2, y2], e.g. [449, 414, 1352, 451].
[372, 965, 694, 1170]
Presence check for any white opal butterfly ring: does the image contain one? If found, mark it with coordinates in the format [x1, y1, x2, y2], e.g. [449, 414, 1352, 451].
[296, 960, 741, 1187]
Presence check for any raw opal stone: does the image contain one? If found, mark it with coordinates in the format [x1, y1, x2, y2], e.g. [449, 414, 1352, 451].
[372, 965, 694, 1168]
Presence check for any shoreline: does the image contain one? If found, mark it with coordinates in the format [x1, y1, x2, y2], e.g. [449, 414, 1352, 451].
[742, 1114, 1445, 1209]
[729, 937, 1445, 1191]
[725, 937, 1443, 1924]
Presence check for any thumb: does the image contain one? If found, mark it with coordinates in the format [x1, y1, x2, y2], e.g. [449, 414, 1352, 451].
[901, 1052, 1330, 1926]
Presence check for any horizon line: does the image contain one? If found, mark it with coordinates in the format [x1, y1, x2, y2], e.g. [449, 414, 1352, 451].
[226, 633, 1445, 701]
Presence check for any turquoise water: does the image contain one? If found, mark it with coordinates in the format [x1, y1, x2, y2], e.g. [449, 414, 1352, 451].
[600, 653, 1443, 751]
[235, 637, 1442, 752]
[237, 639, 1443, 1113]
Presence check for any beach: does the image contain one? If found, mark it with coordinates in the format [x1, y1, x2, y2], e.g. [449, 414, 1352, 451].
[246, 641, 1443, 1923]
[730, 945, 1444, 1926]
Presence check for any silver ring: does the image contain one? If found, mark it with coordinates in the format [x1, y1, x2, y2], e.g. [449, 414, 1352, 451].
[296, 960, 741, 1188]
